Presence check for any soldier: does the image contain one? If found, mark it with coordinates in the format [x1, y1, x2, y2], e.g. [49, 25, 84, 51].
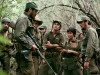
[77, 16, 99, 75]
[32, 15, 43, 75]
[39, 26, 47, 35]
[61, 27, 83, 75]
[14, 2, 38, 75]
[38, 20, 64, 75]
[0, 17, 13, 74]
[39, 25, 47, 44]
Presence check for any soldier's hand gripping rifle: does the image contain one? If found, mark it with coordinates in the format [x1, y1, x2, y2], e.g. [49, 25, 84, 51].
[27, 31, 57, 75]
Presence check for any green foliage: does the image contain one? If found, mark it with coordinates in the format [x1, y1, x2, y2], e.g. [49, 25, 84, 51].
[0, 71, 8, 75]
[0, 35, 10, 45]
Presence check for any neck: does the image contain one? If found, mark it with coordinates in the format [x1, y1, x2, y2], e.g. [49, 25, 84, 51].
[52, 29, 59, 34]
[69, 37, 75, 41]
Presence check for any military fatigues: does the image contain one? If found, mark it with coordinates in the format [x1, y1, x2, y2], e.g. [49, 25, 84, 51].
[38, 31, 64, 75]
[14, 13, 35, 75]
[0, 31, 13, 74]
[62, 38, 82, 75]
[32, 29, 42, 75]
[82, 26, 99, 75]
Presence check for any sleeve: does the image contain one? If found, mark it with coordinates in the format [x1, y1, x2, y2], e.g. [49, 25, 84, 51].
[85, 29, 96, 62]
[43, 32, 49, 45]
[59, 33, 65, 47]
[14, 18, 33, 49]
[77, 40, 82, 54]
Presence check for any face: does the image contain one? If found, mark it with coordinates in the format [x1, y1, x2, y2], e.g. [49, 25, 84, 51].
[40, 29, 46, 34]
[79, 21, 85, 28]
[33, 21, 39, 29]
[79, 21, 88, 30]
[30, 9, 38, 19]
[53, 23, 61, 31]
[2, 22, 9, 31]
[67, 32, 74, 39]
[79, 34, 84, 40]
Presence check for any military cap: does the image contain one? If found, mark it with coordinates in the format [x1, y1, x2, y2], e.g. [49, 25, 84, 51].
[77, 16, 90, 24]
[2, 17, 11, 23]
[34, 15, 43, 25]
[34, 20, 43, 25]
[39, 26, 47, 30]
[67, 27, 76, 35]
[25, 2, 38, 10]
[53, 20, 62, 27]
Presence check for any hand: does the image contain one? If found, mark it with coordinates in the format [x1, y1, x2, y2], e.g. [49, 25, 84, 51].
[84, 62, 89, 68]
[79, 54, 82, 58]
[31, 45, 38, 52]
[61, 49, 66, 52]
[9, 41, 13, 46]
[44, 43, 52, 48]
[47, 41, 51, 44]
[41, 59, 45, 64]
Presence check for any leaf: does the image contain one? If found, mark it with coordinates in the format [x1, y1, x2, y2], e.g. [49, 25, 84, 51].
[0, 71, 8, 75]
[0, 35, 11, 45]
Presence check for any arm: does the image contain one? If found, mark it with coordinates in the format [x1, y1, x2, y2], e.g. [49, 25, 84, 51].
[62, 49, 80, 56]
[85, 29, 96, 62]
[14, 18, 33, 49]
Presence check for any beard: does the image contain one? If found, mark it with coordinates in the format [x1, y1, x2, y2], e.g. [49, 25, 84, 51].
[82, 28, 86, 31]
[30, 14, 35, 20]
[2, 27, 9, 32]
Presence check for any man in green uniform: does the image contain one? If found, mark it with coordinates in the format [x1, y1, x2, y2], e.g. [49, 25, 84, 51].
[32, 15, 43, 75]
[39, 26, 47, 44]
[77, 16, 99, 75]
[38, 20, 64, 75]
[0, 17, 13, 75]
[39, 26, 47, 35]
[14, 2, 38, 75]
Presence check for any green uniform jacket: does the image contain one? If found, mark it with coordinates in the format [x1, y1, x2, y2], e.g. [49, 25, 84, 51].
[14, 13, 34, 50]
[62, 39, 81, 70]
[14, 13, 34, 62]
[82, 26, 99, 62]
[44, 31, 64, 52]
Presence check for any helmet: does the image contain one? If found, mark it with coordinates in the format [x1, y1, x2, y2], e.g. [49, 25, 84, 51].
[2, 17, 11, 23]
[25, 2, 38, 10]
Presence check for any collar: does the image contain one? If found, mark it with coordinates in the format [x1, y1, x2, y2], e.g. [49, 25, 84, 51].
[86, 26, 91, 33]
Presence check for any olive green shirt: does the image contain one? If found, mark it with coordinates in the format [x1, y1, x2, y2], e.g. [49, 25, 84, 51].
[14, 13, 34, 49]
[62, 38, 81, 57]
[44, 31, 64, 52]
[82, 26, 99, 62]
[62, 38, 81, 70]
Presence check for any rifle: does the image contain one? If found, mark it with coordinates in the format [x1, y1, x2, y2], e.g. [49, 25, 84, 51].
[27, 31, 57, 75]
[8, 21, 57, 75]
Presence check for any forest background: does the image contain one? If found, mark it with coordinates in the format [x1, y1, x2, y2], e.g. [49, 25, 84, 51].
[0, 0, 100, 75]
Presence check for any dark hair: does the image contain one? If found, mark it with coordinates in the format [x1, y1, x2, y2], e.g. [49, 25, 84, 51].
[25, 8, 35, 12]
[83, 20, 91, 25]
[67, 27, 76, 37]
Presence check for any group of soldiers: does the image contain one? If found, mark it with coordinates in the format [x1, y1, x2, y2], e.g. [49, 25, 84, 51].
[0, 1, 100, 75]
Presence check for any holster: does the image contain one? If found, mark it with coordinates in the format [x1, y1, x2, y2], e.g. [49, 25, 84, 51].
[21, 50, 30, 61]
